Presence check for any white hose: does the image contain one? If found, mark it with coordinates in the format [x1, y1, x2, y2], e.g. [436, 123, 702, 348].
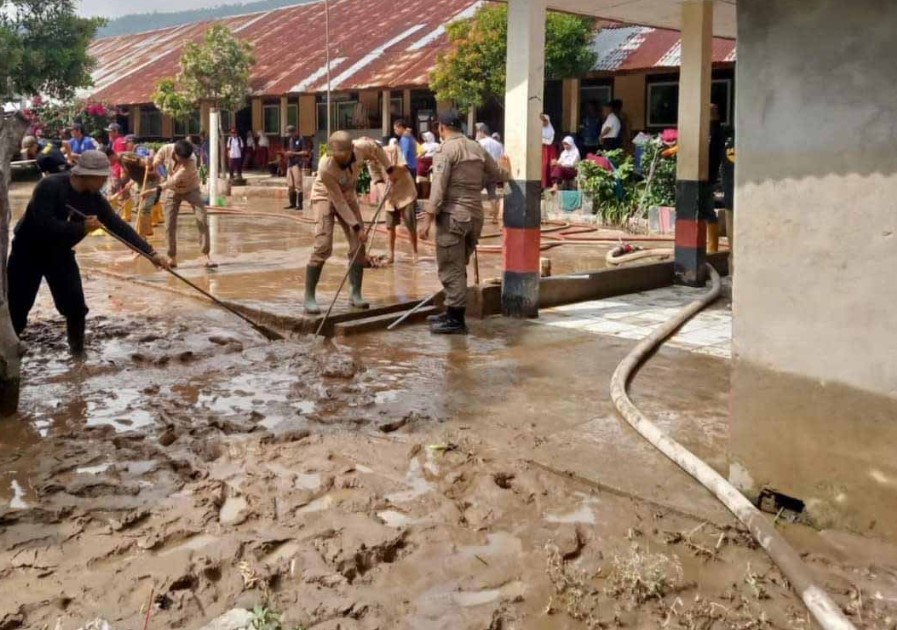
[609, 264, 855, 630]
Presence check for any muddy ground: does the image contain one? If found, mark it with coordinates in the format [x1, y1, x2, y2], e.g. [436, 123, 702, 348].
[1, 274, 896, 630]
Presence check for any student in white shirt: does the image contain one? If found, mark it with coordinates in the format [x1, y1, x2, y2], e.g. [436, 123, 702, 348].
[601, 102, 622, 150]
[226, 128, 244, 179]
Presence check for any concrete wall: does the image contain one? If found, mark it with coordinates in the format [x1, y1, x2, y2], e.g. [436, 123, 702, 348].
[732, 0, 897, 539]
[613, 73, 646, 131]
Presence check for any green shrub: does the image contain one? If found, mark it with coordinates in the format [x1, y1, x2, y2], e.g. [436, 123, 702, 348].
[577, 149, 637, 226]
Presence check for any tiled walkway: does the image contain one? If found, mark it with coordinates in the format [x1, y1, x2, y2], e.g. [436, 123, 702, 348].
[535, 280, 732, 359]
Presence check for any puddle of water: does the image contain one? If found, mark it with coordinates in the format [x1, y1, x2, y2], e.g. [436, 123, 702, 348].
[86, 388, 154, 432]
[385, 458, 433, 503]
[9, 480, 28, 509]
[545, 504, 596, 524]
[76, 463, 111, 475]
[219, 496, 248, 524]
[378, 509, 415, 528]
[159, 534, 218, 556]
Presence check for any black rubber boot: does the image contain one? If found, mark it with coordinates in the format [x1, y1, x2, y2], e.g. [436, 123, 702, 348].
[284, 190, 297, 210]
[427, 311, 448, 324]
[348, 264, 369, 310]
[430, 307, 468, 335]
[304, 265, 323, 315]
[297, 192, 304, 211]
[66, 316, 86, 357]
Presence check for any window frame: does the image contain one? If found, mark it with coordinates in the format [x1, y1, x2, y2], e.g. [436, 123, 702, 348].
[173, 110, 201, 137]
[262, 104, 281, 135]
[139, 108, 162, 137]
[646, 80, 680, 129]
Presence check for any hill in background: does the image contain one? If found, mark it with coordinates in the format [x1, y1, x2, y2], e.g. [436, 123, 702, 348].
[97, 0, 316, 38]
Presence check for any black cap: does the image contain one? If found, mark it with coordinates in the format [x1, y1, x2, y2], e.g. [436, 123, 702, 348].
[71, 122, 84, 132]
[438, 110, 463, 130]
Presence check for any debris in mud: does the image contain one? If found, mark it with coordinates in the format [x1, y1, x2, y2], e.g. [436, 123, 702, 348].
[606, 548, 684, 605]
[197, 608, 254, 630]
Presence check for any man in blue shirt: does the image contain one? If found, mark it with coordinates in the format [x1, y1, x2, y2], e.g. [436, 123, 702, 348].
[393, 119, 418, 176]
[68, 123, 97, 159]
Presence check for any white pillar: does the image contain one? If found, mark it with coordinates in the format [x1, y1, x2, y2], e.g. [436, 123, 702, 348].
[209, 108, 219, 207]
[381, 89, 391, 139]
[501, 0, 545, 319]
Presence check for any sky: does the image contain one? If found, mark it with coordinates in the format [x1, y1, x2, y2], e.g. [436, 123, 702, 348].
[77, 0, 238, 18]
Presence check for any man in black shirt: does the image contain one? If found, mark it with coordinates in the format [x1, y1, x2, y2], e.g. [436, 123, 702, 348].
[21, 135, 69, 175]
[283, 125, 310, 210]
[9, 150, 169, 356]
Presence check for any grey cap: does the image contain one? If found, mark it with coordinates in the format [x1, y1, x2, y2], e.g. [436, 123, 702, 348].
[106, 122, 122, 132]
[71, 150, 111, 177]
[285, 125, 297, 134]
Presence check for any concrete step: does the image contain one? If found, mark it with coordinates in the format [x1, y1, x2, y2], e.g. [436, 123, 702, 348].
[333, 305, 440, 337]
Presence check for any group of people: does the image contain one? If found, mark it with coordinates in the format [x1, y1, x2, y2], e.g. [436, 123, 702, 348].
[540, 99, 627, 189]
[12, 109, 507, 356]
[304, 110, 507, 335]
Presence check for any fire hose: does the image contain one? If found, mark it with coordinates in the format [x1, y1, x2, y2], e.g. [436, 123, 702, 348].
[610, 264, 855, 630]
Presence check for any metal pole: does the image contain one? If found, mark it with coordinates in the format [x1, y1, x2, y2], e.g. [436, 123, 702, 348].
[325, 0, 332, 138]
[209, 107, 219, 207]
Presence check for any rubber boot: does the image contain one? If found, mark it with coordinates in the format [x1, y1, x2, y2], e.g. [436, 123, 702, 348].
[427, 311, 449, 324]
[284, 190, 297, 210]
[348, 264, 369, 310]
[430, 307, 468, 335]
[707, 220, 720, 254]
[297, 192, 304, 211]
[66, 316, 86, 357]
[137, 211, 153, 237]
[304, 265, 323, 315]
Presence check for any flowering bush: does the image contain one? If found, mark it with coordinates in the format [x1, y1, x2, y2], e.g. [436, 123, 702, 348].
[23, 97, 118, 140]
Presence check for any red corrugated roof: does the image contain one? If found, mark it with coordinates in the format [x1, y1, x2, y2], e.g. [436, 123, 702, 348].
[591, 24, 735, 73]
[88, 0, 484, 105]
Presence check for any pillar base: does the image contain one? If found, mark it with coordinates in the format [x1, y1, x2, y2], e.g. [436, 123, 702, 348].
[674, 180, 713, 287]
[501, 179, 542, 318]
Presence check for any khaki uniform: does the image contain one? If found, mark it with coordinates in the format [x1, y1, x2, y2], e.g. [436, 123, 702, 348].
[429, 135, 504, 308]
[372, 144, 418, 231]
[309, 138, 391, 266]
[153, 144, 210, 259]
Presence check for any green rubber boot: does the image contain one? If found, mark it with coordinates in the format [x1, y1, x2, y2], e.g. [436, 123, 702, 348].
[348, 264, 370, 310]
[304, 265, 323, 315]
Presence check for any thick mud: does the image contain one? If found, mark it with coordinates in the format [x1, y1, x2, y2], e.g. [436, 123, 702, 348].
[0, 188, 894, 628]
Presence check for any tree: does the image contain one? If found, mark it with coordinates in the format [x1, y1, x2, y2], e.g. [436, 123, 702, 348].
[154, 25, 255, 124]
[0, 0, 105, 414]
[430, 4, 597, 112]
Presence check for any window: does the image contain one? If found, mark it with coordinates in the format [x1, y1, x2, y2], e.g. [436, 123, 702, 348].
[263, 104, 280, 135]
[646, 78, 734, 128]
[139, 108, 162, 137]
[219, 110, 232, 131]
[287, 104, 298, 130]
[174, 110, 201, 136]
[316, 96, 365, 131]
[647, 81, 679, 128]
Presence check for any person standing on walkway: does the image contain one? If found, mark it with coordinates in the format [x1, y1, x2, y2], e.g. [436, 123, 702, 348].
[394, 119, 418, 177]
[303, 132, 399, 315]
[476, 123, 504, 223]
[243, 131, 256, 171]
[283, 125, 310, 210]
[257, 130, 270, 173]
[226, 128, 244, 180]
[540, 113, 557, 189]
[8, 151, 169, 355]
[377, 138, 419, 265]
[152, 140, 216, 269]
[416, 131, 441, 200]
[419, 111, 506, 335]
[600, 101, 622, 150]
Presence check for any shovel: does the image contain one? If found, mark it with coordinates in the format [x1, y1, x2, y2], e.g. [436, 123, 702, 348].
[66, 204, 284, 342]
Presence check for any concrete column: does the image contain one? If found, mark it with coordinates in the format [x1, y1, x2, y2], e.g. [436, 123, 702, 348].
[402, 89, 411, 119]
[563, 78, 580, 133]
[131, 106, 141, 136]
[381, 90, 391, 138]
[161, 114, 173, 138]
[673, 0, 714, 286]
[280, 95, 289, 136]
[501, 0, 545, 318]
[467, 106, 476, 137]
[298, 95, 316, 137]
[251, 98, 262, 135]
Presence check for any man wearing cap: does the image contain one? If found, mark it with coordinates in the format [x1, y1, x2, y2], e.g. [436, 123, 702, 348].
[22, 136, 69, 176]
[152, 139, 215, 269]
[68, 123, 97, 162]
[283, 126, 310, 210]
[303, 131, 399, 314]
[8, 150, 169, 356]
[420, 110, 506, 335]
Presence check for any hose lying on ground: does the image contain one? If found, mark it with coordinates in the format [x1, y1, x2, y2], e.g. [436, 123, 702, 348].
[609, 264, 855, 630]
[605, 245, 673, 266]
